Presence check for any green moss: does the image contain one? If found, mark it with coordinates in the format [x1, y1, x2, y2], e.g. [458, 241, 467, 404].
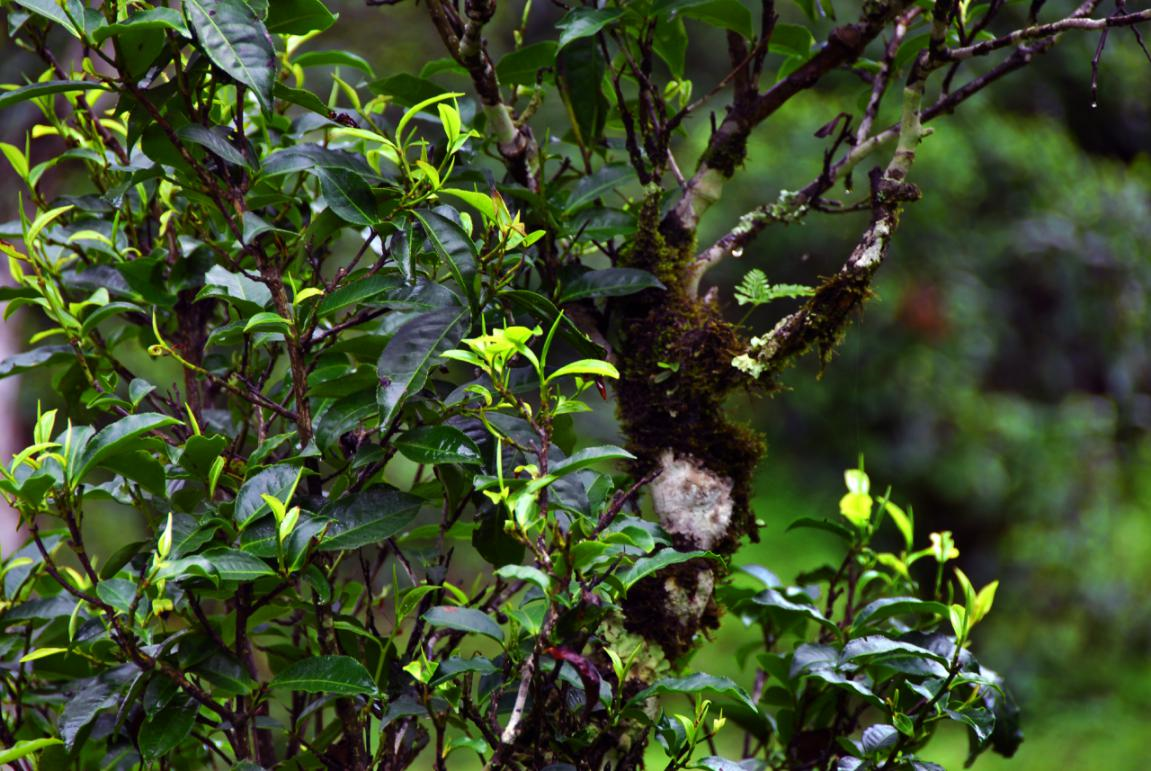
[612, 192, 765, 552]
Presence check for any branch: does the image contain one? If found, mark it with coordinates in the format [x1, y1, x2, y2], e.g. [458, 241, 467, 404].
[668, 0, 916, 235]
[416, 0, 540, 191]
[940, 8, 1151, 61]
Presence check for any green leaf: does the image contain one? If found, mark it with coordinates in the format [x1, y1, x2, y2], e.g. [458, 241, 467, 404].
[555, 38, 607, 154]
[263, 145, 379, 225]
[316, 165, 378, 226]
[619, 549, 710, 589]
[734, 269, 814, 306]
[751, 589, 838, 633]
[768, 23, 816, 57]
[369, 73, 446, 108]
[185, 0, 276, 111]
[234, 465, 302, 529]
[93, 7, 189, 43]
[496, 41, 559, 86]
[294, 49, 375, 77]
[559, 268, 665, 304]
[195, 265, 272, 314]
[0, 80, 108, 111]
[630, 673, 756, 711]
[546, 358, 620, 383]
[266, 0, 336, 34]
[274, 82, 331, 115]
[841, 636, 949, 666]
[564, 165, 636, 214]
[395, 425, 482, 466]
[549, 445, 635, 477]
[423, 606, 504, 642]
[852, 597, 950, 630]
[138, 699, 197, 760]
[202, 548, 276, 581]
[316, 275, 400, 317]
[271, 655, 376, 695]
[319, 486, 423, 551]
[95, 578, 137, 614]
[11, 0, 91, 38]
[80, 301, 146, 336]
[0, 739, 64, 765]
[786, 517, 854, 541]
[243, 311, 292, 334]
[74, 413, 181, 484]
[556, 8, 625, 49]
[653, 15, 688, 78]
[657, 0, 754, 38]
[412, 210, 477, 306]
[0, 345, 74, 379]
[178, 124, 251, 169]
[377, 306, 469, 433]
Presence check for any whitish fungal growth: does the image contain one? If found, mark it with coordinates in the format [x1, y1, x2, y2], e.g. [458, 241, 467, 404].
[651, 450, 734, 550]
[664, 569, 715, 623]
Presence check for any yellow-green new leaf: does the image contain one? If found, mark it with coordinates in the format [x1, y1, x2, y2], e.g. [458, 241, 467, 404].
[546, 359, 620, 383]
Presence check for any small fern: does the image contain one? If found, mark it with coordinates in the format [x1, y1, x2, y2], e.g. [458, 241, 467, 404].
[734, 269, 814, 306]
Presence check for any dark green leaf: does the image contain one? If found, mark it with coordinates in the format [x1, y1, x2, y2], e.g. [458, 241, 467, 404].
[100, 541, 147, 580]
[185, 0, 276, 110]
[630, 673, 756, 711]
[556, 8, 625, 49]
[79, 301, 145, 335]
[786, 517, 855, 541]
[92, 7, 189, 43]
[377, 306, 469, 432]
[768, 23, 816, 57]
[549, 445, 635, 477]
[234, 464, 301, 529]
[194, 265, 272, 314]
[266, 0, 336, 34]
[653, 16, 688, 78]
[317, 275, 401, 317]
[555, 38, 607, 154]
[0, 80, 108, 110]
[656, 0, 753, 38]
[751, 589, 838, 633]
[0, 345, 74, 379]
[178, 124, 251, 169]
[496, 42, 558, 85]
[316, 165, 377, 226]
[61, 681, 116, 750]
[369, 73, 446, 108]
[853, 597, 949, 630]
[101, 450, 167, 496]
[138, 698, 197, 760]
[558, 268, 664, 303]
[860, 724, 900, 755]
[619, 549, 710, 589]
[395, 425, 482, 466]
[294, 49, 375, 77]
[274, 82, 331, 115]
[201, 548, 276, 581]
[423, 606, 505, 642]
[75, 413, 181, 484]
[319, 486, 423, 551]
[271, 655, 376, 695]
[564, 165, 636, 214]
[11, 0, 92, 38]
[412, 210, 477, 305]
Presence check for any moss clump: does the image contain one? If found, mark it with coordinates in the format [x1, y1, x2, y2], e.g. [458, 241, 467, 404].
[620, 558, 721, 663]
[614, 202, 765, 550]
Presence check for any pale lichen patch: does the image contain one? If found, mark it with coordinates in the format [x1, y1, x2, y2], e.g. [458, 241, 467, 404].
[651, 450, 734, 550]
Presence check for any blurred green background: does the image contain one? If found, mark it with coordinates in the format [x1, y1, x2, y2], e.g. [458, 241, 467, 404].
[3, 1, 1149, 768]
